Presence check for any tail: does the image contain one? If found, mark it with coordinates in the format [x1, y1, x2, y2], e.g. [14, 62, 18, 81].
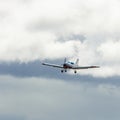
[75, 59, 79, 65]
[64, 58, 67, 63]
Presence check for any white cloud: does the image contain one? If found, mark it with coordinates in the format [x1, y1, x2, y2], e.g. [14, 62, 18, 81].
[0, 0, 120, 77]
[98, 40, 120, 62]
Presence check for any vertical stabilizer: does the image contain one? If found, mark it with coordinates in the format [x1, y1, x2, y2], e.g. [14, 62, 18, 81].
[75, 59, 79, 65]
[64, 58, 67, 63]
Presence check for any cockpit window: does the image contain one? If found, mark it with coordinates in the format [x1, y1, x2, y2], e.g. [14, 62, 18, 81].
[68, 61, 74, 64]
[71, 62, 74, 64]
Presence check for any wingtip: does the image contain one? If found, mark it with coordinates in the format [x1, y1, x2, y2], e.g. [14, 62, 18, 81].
[92, 66, 100, 68]
[42, 63, 45, 65]
[95, 66, 100, 68]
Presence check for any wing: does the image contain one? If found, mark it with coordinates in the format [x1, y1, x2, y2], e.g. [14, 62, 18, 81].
[72, 66, 100, 69]
[42, 63, 63, 68]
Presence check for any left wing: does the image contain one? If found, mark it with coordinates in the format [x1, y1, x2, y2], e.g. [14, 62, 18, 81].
[42, 63, 63, 68]
[72, 66, 100, 69]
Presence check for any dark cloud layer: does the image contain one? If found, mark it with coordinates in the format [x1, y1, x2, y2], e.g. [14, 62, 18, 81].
[0, 115, 24, 120]
[0, 61, 119, 86]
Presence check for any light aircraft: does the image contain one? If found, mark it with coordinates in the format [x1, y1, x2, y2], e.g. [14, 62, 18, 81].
[42, 58, 100, 74]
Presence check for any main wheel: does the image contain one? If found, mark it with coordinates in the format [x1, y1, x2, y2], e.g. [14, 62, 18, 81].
[61, 70, 64, 73]
[74, 70, 77, 74]
[65, 69, 67, 72]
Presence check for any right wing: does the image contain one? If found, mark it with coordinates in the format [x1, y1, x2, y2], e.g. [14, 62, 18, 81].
[42, 63, 63, 68]
[72, 66, 100, 69]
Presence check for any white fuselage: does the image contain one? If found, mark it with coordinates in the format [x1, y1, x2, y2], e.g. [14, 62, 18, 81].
[63, 62, 77, 69]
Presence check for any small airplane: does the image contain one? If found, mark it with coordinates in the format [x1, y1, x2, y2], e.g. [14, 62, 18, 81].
[42, 58, 100, 74]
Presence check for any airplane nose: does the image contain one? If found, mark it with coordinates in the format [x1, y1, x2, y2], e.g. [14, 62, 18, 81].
[63, 64, 66, 67]
[63, 63, 67, 68]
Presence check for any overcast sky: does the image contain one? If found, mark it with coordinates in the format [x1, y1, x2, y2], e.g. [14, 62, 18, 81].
[0, 0, 120, 120]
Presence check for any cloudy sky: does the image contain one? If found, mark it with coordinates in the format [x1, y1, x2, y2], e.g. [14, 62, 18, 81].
[0, 0, 120, 120]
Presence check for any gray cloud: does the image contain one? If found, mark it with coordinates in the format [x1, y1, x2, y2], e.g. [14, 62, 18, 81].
[0, 75, 120, 120]
[57, 34, 86, 43]
[0, 115, 24, 120]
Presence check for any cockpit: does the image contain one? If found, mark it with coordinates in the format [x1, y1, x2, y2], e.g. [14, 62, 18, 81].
[68, 61, 74, 65]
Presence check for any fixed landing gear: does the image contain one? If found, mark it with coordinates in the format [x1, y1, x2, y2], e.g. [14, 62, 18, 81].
[61, 69, 67, 73]
[74, 70, 77, 74]
[61, 69, 77, 73]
